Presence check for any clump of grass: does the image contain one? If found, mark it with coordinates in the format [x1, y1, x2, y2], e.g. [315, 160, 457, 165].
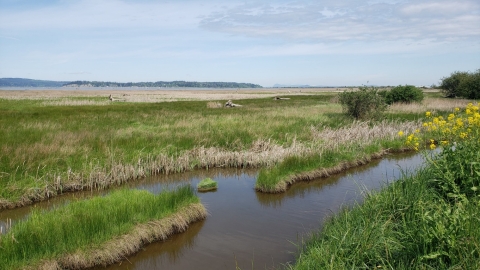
[0, 186, 206, 270]
[197, 177, 218, 192]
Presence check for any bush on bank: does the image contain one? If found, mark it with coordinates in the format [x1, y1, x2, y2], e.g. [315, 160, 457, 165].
[338, 86, 387, 120]
[290, 103, 480, 269]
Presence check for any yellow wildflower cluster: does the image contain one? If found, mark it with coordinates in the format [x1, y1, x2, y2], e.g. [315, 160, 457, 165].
[399, 102, 480, 151]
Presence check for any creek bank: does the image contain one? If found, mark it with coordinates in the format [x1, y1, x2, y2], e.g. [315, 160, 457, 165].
[256, 148, 412, 193]
[34, 203, 206, 270]
[0, 187, 206, 270]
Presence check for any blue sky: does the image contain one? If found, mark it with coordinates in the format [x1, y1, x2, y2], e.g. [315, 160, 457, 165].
[0, 0, 479, 87]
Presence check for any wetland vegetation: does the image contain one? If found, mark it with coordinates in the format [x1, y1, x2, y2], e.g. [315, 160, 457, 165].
[0, 87, 478, 269]
[0, 90, 447, 207]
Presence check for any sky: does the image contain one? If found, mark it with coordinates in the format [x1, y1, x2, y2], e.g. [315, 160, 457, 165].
[0, 0, 479, 87]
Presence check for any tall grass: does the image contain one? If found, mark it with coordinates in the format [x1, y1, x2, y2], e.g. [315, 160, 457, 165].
[0, 186, 205, 270]
[290, 165, 480, 269]
[289, 103, 480, 269]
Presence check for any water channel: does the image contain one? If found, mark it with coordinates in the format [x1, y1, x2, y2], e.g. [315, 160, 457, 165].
[0, 152, 426, 269]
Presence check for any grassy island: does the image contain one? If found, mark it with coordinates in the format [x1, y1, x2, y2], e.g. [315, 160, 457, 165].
[197, 177, 218, 192]
[0, 186, 206, 270]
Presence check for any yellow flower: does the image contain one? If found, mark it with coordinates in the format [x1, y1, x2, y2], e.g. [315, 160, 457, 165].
[398, 131, 404, 137]
[430, 143, 436, 150]
[425, 111, 431, 117]
[455, 107, 460, 112]
[441, 140, 448, 146]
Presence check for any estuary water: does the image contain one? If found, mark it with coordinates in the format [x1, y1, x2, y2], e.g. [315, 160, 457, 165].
[0, 152, 426, 269]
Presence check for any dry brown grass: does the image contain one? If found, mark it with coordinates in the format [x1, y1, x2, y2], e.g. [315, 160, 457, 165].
[32, 203, 206, 270]
[42, 99, 111, 106]
[388, 98, 472, 114]
[206, 101, 223, 108]
[310, 120, 420, 148]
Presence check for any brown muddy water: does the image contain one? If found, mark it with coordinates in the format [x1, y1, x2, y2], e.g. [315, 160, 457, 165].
[0, 152, 426, 270]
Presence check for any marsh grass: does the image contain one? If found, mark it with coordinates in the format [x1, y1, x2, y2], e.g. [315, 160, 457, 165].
[0, 186, 205, 270]
[197, 177, 218, 191]
[0, 95, 458, 207]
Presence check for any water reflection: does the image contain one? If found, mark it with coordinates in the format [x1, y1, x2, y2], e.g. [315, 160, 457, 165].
[100, 220, 206, 270]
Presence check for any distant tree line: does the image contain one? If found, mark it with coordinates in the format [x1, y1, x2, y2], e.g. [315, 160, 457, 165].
[440, 69, 480, 99]
[64, 80, 263, 88]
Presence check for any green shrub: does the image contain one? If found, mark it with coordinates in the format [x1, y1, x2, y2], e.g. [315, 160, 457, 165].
[440, 69, 480, 99]
[383, 85, 424, 104]
[338, 87, 387, 120]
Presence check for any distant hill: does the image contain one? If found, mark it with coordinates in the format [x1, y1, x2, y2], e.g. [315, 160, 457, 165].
[0, 78, 68, 87]
[0, 78, 263, 88]
[64, 80, 263, 88]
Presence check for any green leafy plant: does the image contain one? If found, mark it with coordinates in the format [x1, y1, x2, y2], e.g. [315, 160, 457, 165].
[338, 86, 387, 120]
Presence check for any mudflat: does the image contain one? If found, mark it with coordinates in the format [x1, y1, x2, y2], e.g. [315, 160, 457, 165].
[0, 87, 344, 102]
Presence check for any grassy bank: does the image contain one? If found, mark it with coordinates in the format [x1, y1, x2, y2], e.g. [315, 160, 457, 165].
[289, 103, 480, 269]
[0, 186, 206, 270]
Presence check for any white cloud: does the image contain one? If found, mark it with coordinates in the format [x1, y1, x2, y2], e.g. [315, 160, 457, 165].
[200, 0, 480, 42]
[0, 0, 217, 30]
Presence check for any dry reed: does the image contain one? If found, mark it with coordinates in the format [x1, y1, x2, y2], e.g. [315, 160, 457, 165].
[388, 98, 472, 114]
